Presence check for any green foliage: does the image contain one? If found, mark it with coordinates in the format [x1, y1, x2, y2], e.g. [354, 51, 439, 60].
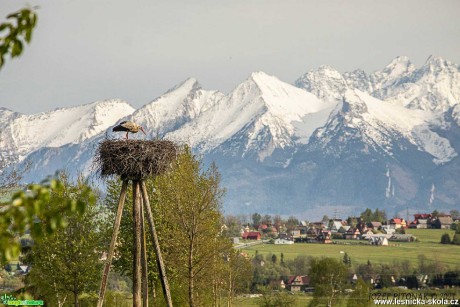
[347, 278, 370, 307]
[257, 291, 297, 307]
[25, 176, 107, 307]
[252, 213, 262, 228]
[251, 258, 290, 292]
[452, 231, 460, 245]
[440, 233, 451, 244]
[0, 7, 37, 69]
[153, 148, 230, 305]
[343, 252, 352, 267]
[286, 255, 310, 276]
[105, 147, 236, 306]
[360, 208, 387, 223]
[309, 257, 348, 307]
[286, 216, 299, 232]
[0, 178, 89, 262]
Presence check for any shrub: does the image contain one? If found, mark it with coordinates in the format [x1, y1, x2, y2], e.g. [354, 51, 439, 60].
[440, 233, 451, 244]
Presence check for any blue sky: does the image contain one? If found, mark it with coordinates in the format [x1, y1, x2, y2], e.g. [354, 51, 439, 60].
[1, 0, 459, 114]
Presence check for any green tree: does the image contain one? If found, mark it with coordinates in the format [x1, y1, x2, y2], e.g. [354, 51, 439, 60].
[286, 255, 310, 276]
[0, 7, 38, 69]
[152, 148, 231, 306]
[223, 215, 243, 237]
[452, 228, 460, 245]
[286, 216, 299, 232]
[224, 250, 253, 306]
[26, 176, 107, 307]
[347, 278, 370, 307]
[450, 209, 460, 220]
[0, 178, 88, 262]
[252, 213, 262, 229]
[440, 233, 451, 244]
[309, 257, 348, 307]
[261, 214, 272, 226]
[343, 252, 352, 267]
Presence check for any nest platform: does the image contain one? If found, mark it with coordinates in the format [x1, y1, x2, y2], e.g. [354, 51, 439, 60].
[95, 140, 178, 180]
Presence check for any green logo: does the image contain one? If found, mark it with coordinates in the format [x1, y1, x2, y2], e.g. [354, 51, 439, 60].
[1, 294, 44, 306]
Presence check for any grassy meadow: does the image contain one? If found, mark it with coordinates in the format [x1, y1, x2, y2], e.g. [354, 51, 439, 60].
[241, 229, 460, 268]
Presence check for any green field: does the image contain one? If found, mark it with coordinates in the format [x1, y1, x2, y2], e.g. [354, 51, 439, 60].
[232, 294, 312, 307]
[241, 229, 460, 268]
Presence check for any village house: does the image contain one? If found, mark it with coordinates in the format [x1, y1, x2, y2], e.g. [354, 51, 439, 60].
[311, 221, 325, 229]
[329, 219, 345, 233]
[274, 238, 294, 245]
[367, 221, 382, 230]
[389, 218, 406, 229]
[344, 227, 361, 240]
[356, 221, 368, 233]
[316, 230, 332, 244]
[409, 218, 429, 229]
[269, 279, 286, 290]
[286, 275, 310, 292]
[291, 229, 301, 239]
[241, 231, 261, 240]
[435, 215, 453, 229]
[306, 227, 320, 241]
[410, 213, 432, 229]
[275, 233, 295, 244]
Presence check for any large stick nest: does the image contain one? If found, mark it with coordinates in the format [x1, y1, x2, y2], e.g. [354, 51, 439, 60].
[94, 140, 178, 180]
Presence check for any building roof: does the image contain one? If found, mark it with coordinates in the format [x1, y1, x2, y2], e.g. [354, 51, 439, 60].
[369, 221, 382, 227]
[287, 275, 310, 285]
[438, 216, 453, 224]
[242, 231, 261, 239]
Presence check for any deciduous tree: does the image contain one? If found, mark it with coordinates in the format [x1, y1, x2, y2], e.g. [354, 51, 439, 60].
[151, 148, 231, 306]
[309, 257, 348, 307]
[26, 175, 107, 307]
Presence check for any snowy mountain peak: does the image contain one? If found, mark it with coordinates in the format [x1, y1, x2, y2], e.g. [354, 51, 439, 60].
[164, 77, 201, 95]
[131, 78, 225, 138]
[423, 55, 459, 74]
[373, 55, 460, 112]
[295, 65, 348, 101]
[4, 56, 460, 215]
[0, 99, 135, 162]
[370, 56, 415, 90]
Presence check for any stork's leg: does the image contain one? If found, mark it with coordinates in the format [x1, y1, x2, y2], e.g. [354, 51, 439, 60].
[126, 132, 129, 139]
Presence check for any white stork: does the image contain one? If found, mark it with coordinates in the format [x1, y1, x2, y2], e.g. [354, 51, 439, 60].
[112, 121, 146, 139]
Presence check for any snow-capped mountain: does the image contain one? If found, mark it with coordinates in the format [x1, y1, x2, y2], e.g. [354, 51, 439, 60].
[3, 56, 460, 217]
[0, 100, 135, 162]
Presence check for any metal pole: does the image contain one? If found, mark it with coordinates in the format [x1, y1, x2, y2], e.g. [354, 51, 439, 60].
[97, 180, 129, 307]
[133, 181, 142, 306]
[140, 181, 173, 307]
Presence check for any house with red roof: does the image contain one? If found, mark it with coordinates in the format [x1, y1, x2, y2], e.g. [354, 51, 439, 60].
[242, 231, 261, 240]
[389, 218, 406, 229]
[286, 275, 310, 292]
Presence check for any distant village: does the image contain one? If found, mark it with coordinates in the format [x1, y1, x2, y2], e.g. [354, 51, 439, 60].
[233, 210, 458, 245]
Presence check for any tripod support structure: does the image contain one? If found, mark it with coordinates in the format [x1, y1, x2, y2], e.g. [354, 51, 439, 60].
[97, 180, 173, 307]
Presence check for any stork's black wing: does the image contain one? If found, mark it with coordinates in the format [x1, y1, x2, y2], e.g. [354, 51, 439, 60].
[112, 123, 128, 132]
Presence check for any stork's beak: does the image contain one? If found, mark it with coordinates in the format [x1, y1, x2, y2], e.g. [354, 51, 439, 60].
[140, 127, 146, 135]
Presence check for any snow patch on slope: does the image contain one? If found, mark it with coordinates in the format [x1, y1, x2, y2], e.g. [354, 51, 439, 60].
[354, 90, 456, 164]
